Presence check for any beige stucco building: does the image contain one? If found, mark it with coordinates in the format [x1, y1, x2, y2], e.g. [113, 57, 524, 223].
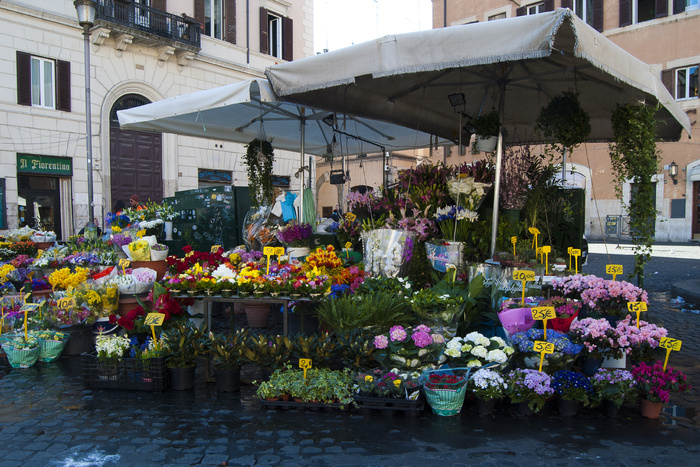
[430, 0, 700, 242]
[0, 0, 313, 239]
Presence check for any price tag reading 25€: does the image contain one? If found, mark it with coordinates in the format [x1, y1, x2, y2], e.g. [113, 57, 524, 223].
[531, 307, 556, 321]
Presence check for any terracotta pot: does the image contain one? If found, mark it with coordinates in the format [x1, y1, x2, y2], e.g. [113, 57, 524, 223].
[245, 303, 270, 328]
[130, 260, 168, 281]
[640, 398, 664, 419]
[118, 293, 151, 317]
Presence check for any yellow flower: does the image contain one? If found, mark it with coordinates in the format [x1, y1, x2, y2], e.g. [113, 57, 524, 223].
[111, 226, 122, 233]
[365, 375, 373, 382]
[393, 379, 402, 387]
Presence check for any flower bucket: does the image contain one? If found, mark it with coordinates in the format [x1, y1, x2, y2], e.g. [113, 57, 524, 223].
[2, 345, 40, 369]
[476, 136, 498, 153]
[286, 247, 310, 261]
[420, 367, 473, 416]
[38, 332, 68, 362]
[150, 248, 169, 261]
[498, 307, 535, 335]
[544, 310, 579, 333]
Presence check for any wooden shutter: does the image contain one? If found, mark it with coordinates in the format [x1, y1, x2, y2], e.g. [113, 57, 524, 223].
[619, 0, 632, 26]
[560, 0, 573, 10]
[16, 51, 31, 106]
[592, 0, 604, 31]
[544, 0, 555, 11]
[224, 0, 236, 44]
[56, 59, 71, 112]
[655, 0, 668, 18]
[516, 6, 526, 16]
[260, 7, 269, 54]
[194, 0, 205, 32]
[661, 69, 675, 98]
[151, 0, 166, 11]
[673, 0, 686, 14]
[282, 16, 293, 61]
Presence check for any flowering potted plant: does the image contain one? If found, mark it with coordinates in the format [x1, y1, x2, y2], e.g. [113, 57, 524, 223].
[551, 274, 648, 318]
[551, 370, 594, 416]
[276, 221, 313, 248]
[569, 318, 628, 375]
[95, 333, 131, 360]
[537, 296, 581, 332]
[591, 369, 637, 416]
[632, 361, 692, 418]
[510, 329, 583, 373]
[439, 332, 514, 369]
[0, 333, 41, 368]
[506, 368, 554, 414]
[372, 324, 443, 371]
[469, 368, 508, 415]
[354, 369, 422, 403]
[615, 316, 667, 362]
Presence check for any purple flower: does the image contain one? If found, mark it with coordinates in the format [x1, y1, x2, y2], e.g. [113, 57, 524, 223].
[389, 325, 407, 342]
[411, 330, 432, 348]
[374, 335, 389, 349]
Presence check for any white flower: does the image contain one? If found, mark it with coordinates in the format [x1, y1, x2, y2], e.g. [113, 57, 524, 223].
[466, 359, 483, 368]
[491, 336, 506, 347]
[446, 339, 462, 350]
[486, 349, 507, 364]
[417, 349, 428, 357]
[471, 345, 488, 358]
[409, 359, 420, 368]
[465, 331, 484, 343]
[460, 343, 473, 353]
[390, 355, 406, 364]
[504, 346, 515, 356]
[444, 348, 461, 358]
[475, 336, 491, 347]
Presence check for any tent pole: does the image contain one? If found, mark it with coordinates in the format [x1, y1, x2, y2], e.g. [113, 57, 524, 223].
[300, 108, 305, 221]
[490, 73, 507, 259]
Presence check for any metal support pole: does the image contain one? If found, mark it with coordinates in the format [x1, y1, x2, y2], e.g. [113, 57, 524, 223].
[83, 28, 95, 230]
[489, 73, 507, 259]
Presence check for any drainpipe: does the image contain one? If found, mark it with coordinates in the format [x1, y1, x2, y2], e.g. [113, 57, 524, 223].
[246, 0, 250, 64]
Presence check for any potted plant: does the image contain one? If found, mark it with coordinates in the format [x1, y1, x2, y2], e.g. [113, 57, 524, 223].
[471, 109, 500, 152]
[244, 138, 275, 208]
[150, 243, 169, 261]
[591, 369, 637, 417]
[509, 328, 583, 374]
[614, 316, 667, 363]
[506, 368, 554, 415]
[439, 332, 513, 370]
[161, 320, 208, 390]
[632, 361, 691, 419]
[569, 318, 629, 375]
[372, 324, 443, 372]
[537, 296, 581, 333]
[551, 370, 593, 416]
[243, 333, 293, 376]
[277, 221, 313, 258]
[468, 368, 508, 416]
[535, 90, 591, 156]
[207, 329, 250, 393]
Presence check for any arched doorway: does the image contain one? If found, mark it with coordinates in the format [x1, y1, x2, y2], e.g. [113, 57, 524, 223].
[109, 94, 163, 210]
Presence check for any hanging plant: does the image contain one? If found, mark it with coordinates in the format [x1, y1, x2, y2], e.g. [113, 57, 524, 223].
[471, 109, 500, 138]
[536, 90, 591, 156]
[608, 103, 660, 286]
[244, 138, 275, 208]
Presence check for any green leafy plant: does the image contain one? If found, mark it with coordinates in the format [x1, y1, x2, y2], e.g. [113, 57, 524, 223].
[161, 320, 208, 368]
[472, 109, 500, 138]
[207, 329, 250, 370]
[335, 328, 378, 371]
[314, 293, 411, 332]
[243, 333, 292, 371]
[536, 90, 591, 155]
[609, 103, 660, 285]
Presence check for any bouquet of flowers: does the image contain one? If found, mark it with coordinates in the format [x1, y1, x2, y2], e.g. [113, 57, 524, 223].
[276, 221, 313, 247]
[373, 324, 444, 371]
[506, 368, 554, 413]
[551, 370, 593, 406]
[591, 369, 637, 408]
[361, 229, 416, 277]
[510, 329, 583, 373]
[569, 318, 628, 360]
[355, 369, 421, 399]
[632, 361, 691, 404]
[615, 316, 668, 362]
[433, 205, 479, 242]
[469, 368, 508, 400]
[551, 274, 648, 316]
[439, 332, 513, 369]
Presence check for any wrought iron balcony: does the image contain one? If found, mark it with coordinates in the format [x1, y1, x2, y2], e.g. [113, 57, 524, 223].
[94, 0, 200, 52]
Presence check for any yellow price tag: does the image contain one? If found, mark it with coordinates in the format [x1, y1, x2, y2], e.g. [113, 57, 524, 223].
[211, 245, 222, 253]
[20, 303, 40, 313]
[606, 264, 623, 281]
[542, 246, 551, 254]
[144, 313, 166, 327]
[529, 227, 540, 249]
[344, 242, 353, 249]
[37, 249, 44, 256]
[57, 297, 76, 309]
[660, 337, 682, 352]
[513, 270, 536, 281]
[137, 229, 146, 238]
[659, 337, 682, 371]
[511, 236, 517, 255]
[299, 358, 312, 379]
[263, 246, 274, 255]
[119, 258, 130, 269]
[570, 248, 581, 274]
[534, 340, 555, 372]
[531, 307, 556, 321]
[345, 213, 356, 222]
[627, 301, 647, 313]
[570, 248, 581, 256]
[274, 247, 285, 256]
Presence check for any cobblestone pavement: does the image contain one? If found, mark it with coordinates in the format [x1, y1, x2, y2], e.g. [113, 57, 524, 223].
[0, 244, 697, 466]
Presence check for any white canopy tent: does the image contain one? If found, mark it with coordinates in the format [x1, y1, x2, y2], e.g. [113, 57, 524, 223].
[265, 8, 692, 254]
[117, 78, 450, 220]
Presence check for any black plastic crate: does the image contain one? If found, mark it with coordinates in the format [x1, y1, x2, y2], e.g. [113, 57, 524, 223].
[81, 353, 168, 391]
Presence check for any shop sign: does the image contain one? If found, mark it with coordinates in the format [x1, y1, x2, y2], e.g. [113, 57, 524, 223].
[17, 154, 72, 176]
[198, 169, 232, 183]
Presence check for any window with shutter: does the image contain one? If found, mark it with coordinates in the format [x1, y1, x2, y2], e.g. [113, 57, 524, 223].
[16, 51, 69, 111]
[260, 8, 292, 60]
[676, 66, 699, 100]
[224, 0, 236, 44]
[592, 0, 604, 31]
[625, 0, 669, 25]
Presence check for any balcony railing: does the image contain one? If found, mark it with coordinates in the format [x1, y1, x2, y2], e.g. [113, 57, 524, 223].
[96, 0, 200, 49]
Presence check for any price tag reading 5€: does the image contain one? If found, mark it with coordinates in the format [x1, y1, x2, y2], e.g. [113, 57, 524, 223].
[533, 341, 555, 354]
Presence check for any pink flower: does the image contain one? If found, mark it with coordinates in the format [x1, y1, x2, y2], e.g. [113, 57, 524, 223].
[374, 335, 389, 349]
[389, 325, 407, 342]
[411, 330, 432, 348]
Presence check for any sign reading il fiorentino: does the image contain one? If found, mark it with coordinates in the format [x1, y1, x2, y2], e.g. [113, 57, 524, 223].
[17, 154, 72, 176]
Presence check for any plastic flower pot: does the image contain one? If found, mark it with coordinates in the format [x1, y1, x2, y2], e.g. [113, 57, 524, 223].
[498, 307, 535, 335]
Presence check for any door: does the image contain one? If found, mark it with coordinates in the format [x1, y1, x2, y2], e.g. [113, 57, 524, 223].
[693, 181, 700, 239]
[17, 175, 61, 236]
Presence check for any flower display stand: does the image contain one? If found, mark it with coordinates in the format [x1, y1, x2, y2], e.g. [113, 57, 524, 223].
[81, 353, 168, 391]
[259, 399, 350, 411]
[353, 395, 425, 415]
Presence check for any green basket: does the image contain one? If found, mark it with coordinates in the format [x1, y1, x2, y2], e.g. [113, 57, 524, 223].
[420, 367, 472, 416]
[2, 345, 40, 369]
[39, 339, 67, 362]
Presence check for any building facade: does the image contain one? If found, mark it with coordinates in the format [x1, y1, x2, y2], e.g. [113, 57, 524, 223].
[0, 0, 313, 238]
[432, 0, 700, 242]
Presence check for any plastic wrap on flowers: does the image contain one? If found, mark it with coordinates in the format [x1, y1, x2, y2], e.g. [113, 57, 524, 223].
[34, 330, 68, 362]
[425, 241, 464, 273]
[242, 206, 274, 250]
[361, 229, 416, 278]
[130, 268, 157, 294]
[420, 367, 473, 416]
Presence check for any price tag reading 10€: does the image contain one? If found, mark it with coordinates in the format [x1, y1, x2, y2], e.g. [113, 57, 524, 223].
[57, 297, 76, 310]
[144, 313, 165, 327]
